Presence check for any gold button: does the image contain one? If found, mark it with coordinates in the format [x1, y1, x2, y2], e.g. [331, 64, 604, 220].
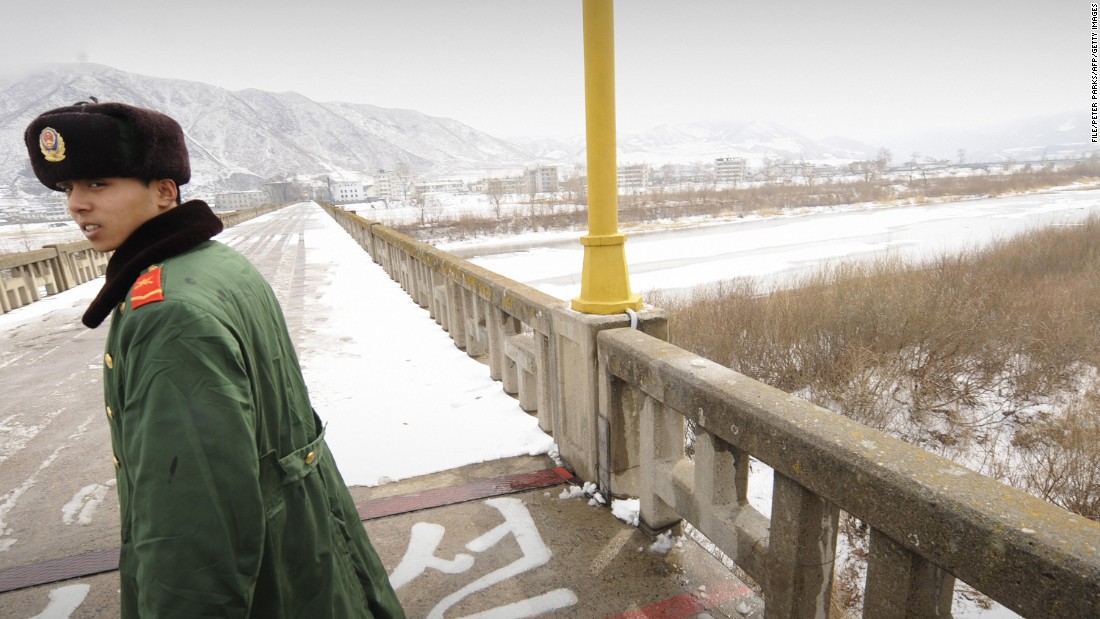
[119, 302, 126, 314]
[104, 353, 114, 369]
[106, 406, 114, 420]
[304, 451, 316, 465]
[113, 456, 120, 469]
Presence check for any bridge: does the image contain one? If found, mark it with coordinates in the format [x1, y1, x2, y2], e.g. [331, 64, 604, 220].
[1, 200, 1098, 618]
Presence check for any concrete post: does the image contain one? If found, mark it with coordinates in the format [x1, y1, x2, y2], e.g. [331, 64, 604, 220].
[43, 245, 76, 291]
[864, 528, 956, 618]
[766, 472, 841, 618]
[553, 306, 666, 484]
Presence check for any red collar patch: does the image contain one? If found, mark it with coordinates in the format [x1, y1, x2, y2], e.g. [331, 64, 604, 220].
[131, 266, 165, 310]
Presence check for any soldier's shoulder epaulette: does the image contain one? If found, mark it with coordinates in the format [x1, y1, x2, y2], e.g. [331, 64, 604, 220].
[130, 264, 166, 310]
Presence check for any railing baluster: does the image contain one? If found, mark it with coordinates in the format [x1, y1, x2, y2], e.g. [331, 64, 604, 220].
[864, 527, 955, 618]
[486, 307, 508, 381]
[695, 431, 736, 509]
[640, 394, 683, 535]
[447, 280, 466, 348]
[309, 205, 1100, 619]
[535, 332, 553, 432]
[766, 472, 840, 619]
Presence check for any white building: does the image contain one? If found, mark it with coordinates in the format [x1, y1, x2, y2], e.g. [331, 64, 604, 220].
[525, 165, 559, 194]
[374, 169, 415, 202]
[329, 181, 364, 204]
[715, 157, 747, 185]
[414, 179, 466, 194]
[618, 163, 652, 190]
[478, 176, 526, 195]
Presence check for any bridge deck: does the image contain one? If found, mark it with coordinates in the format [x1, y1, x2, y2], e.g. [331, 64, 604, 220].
[0, 203, 758, 618]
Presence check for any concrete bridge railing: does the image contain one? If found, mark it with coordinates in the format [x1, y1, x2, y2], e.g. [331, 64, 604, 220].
[0, 243, 109, 314]
[0, 204, 283, 315]
[322, 203, 668, 486]
[334, 204, 1100, 618]
[599, 329, 1100, 619]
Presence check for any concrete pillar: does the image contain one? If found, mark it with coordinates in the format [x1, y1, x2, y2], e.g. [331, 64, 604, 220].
[766, 472, 841, 618]
[638, 394, 683, 535]
[446, 280, 467, 349]
[552, 306, 666, 484]
[864, 528, 955, 618]
[43, 245, 75, 291]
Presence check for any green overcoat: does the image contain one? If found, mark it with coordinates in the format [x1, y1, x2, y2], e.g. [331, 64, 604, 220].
[98, 211, 404, 618]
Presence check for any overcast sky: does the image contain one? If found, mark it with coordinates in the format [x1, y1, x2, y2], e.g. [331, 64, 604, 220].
[1, 0, 1084, 143]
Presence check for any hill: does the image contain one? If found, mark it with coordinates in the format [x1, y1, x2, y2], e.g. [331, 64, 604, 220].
[2, 64, 1094, 203]
[0, 64, 534, 197]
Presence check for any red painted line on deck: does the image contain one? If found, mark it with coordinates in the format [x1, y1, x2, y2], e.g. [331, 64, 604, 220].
[0, 467, 574, 594]
[0, 549, 119, 595]
[357, 466, 574, 520]
[604, 580, 754, 619]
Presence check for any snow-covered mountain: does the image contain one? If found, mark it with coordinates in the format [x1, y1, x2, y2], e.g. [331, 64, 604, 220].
[0, 64, 535, 197]
[620, 120, 871, 164]
[510, 120, 875, 166]
[1, 64, 1093, 203]
[885, 111, 1094, 163]
[514, 114, 1099, 167]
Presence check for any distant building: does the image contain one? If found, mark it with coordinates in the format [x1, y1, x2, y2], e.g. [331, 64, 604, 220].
[715, 157, 747, 184]
[525, 165, 559, 194]
[478, 176, 526, 195]
[374, 170, 394, 200]
[618, 163, 651, 190]
[329, 180, 364, 204]
[214, 191, 268, 211]
[9, 202, 68, 222]
[374, 169, 415, 201]
[414, 179, 466, 194]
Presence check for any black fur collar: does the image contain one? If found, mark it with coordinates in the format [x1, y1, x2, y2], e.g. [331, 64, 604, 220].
[83, 200, 223, 328]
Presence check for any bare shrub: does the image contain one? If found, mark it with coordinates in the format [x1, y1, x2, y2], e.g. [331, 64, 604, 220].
[403, 160, 1100, 245]
[1011, 384, 1100, 519]
[654, 216, 1100, 521]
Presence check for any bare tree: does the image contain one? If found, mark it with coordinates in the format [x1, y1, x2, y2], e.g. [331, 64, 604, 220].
[17, 221, 32, 252]
[527, 182, 538, 229]
[563, 172, 587, 207]
[485, 178, 506, 220]
[875, 148, 892, 175]
[417, 192, 440, 227]
[907, 152, 920, 182]
[394, 162, 414, 205]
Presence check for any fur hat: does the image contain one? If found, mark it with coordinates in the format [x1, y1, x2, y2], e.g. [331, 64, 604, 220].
[24, 101, 190, 191]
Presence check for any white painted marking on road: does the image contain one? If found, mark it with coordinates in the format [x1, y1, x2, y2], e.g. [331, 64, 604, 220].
[28, 583, 91, 619]
[0, 409, 64, 466]
[3, 327, 94, 370]
[389, 522, 475, 589]
[61, 479, 115, 526]
[588, 527, 635, 575]
[0, 414, 94, 551]
[390, 497, 577, 618]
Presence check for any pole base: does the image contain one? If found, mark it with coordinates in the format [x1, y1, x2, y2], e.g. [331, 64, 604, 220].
[571, 233, 643, 315]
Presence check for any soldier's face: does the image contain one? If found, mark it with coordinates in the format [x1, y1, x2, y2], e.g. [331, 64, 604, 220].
[58, 177, 177, 252]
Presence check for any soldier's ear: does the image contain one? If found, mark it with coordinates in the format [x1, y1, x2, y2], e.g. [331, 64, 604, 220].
[152, 179, 178, 209]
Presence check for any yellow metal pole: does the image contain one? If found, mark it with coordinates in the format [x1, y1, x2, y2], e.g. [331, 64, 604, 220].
[571, 0, 642, 314]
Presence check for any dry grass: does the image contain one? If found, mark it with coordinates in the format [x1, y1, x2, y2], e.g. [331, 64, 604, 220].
[401, 159, 1100, 244]
[650, 217, 1100, 614]
[650, 216, 1100, 520]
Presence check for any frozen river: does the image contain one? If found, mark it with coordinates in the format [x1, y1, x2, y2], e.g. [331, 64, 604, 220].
[465, 187, 1100, 300]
